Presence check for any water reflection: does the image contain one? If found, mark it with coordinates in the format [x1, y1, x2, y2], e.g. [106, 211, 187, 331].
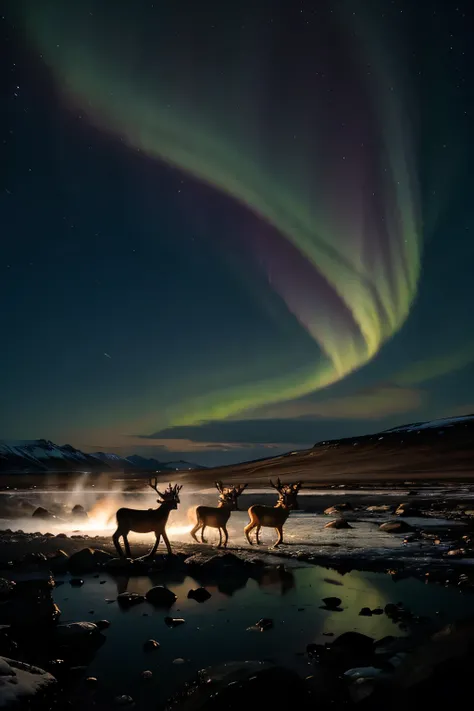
[107, 563, 295, 598]
[47, 564, 474, 711]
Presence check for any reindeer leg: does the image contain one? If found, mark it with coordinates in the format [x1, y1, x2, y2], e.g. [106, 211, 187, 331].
[222, 525, 229, 548]
[123, 533, 132, 558]
[256, 525, 261, 545]
[147, 534, 160, 559]
[217, 528, 223, 548]
[201, 525, 207, 544]
[162, 530, 173, 556]
[273, 527, 283, 548]
[113, 529, 125, 557]
[244, 522, 255, 545]
[190, 523, 201, 543]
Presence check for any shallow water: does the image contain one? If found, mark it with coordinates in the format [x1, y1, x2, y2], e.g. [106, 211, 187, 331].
[23, 564, 474, 709]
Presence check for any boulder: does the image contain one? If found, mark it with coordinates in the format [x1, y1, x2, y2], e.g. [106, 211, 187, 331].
[68, 548, 113, 573]
[0, 579, 15, 601]
[164, 661, 310, 711]
[395, 502, 420, 517]
[145, 586, 177, 607]
[117, 592, 145, 608]
[56, 622, 99, 643]
[0, 657, 56, 707]
[0, 578, 60, 627]
[143, 639, 160, 652]
[324, 519, 352, 529]
[164, 617, 185, 627]
[324, 503, 353, 515]
[379, 520, 414, 534]
[32, 507, 55, 520]
[71, 504, 89, 520]
[48, 550, 69, 573]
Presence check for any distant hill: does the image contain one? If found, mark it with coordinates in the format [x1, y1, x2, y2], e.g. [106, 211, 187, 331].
[0, 439, 206, 475]
[187, 414, 474, 484]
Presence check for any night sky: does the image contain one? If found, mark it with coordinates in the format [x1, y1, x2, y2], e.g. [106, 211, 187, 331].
[1, 0, 473, 467]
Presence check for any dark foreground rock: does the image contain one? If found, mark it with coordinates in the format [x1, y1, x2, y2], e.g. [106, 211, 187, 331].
[324, 518, 352, 529]
[164, 661, 310, 711]
[146, 586, 177, 607]
[379, 520, 414, 534]
[0, 657, 56, 709]
[67, 547, 113, 573]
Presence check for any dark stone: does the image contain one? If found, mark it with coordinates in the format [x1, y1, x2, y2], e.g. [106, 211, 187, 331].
[71, 504, 89, 520]
[145, 586, 177, 607]
[380, 520, 415, 533]
[143, 639, 160, 651]
[255, 618, 273, 631]
[32, 507, 54, 520]
[70, 579, 84, 587]
[68, 548, 113, 573]
[164, 617, 185, 627]
[163, 661, 310, 711]
[95, 620, 110, 630]
[324, 518, 352, 529]
[359, 607, 372, 616]
[187, 588, 212, 603]
[117, 592, 145, 608]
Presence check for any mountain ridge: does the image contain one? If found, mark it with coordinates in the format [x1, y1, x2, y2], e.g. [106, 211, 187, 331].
[0, 439, 206, 475]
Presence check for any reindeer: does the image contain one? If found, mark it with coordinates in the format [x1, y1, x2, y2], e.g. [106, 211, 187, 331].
[244, 478, 302, 547]
[112, 479, 182, 559]
[190, 481, 247, 548]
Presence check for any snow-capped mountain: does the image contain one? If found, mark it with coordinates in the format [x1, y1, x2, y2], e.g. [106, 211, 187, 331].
[0, 439, 206, 474]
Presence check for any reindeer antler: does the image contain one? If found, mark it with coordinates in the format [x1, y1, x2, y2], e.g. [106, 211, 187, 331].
[215, 481, 224, 493]
[148, 477, 159, 492]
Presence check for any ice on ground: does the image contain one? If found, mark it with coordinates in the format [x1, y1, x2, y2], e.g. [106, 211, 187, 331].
[0, 657, 56, 708]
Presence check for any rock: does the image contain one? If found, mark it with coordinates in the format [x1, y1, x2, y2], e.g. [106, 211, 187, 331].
[142, 670, 153, 679]
[173, 658, 186, 664]
[165, 661, 309, 710]
[145, 586, 177, 607]
[56, 622, 99, 643]
[184, 552, 248, 571]
[366, 505, 391, 512]
[95, 620, 110, 631]
[55, 533, 68, 539]
[324, 519, 352, 529]
[117, 592, 145, 608]
[48, 550, 69, 573]
[324, 503, 353, 515]
[71, 504, 88, 520]
[32, 507, 54, 520]
[0, 579, 15, 601]
[379, 520, 414, 533]
[86, 676, 98, 685]
[114, 694, 134, 706]
[255, 618, 273, 631]
[359, 607, 372, 616]
[344, 666, 384, 679]
[164, 617, 185, 627]
[321, 597, 342, 611]
[0, 578, 60, 627]
[143, 639, 160, 652]
[371, 608, 384, 615]
[68, 548, 113, 573]
[70, 578, 84, 587]
[0, 656, 56, 707]
[187, 588, 212, 603]
[395, 503, 420, 517]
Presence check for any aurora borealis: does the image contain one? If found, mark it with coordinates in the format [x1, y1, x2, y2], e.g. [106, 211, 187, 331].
[1, 1, 473, 465]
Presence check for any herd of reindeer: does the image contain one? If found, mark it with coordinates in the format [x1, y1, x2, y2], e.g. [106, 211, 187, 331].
[113, 477, 303, 559]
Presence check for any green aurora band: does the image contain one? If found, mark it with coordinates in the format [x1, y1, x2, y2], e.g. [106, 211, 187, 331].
[18, 1, 422, 426]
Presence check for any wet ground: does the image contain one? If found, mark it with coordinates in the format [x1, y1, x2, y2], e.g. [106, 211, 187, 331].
[8, 563, 474, 709]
